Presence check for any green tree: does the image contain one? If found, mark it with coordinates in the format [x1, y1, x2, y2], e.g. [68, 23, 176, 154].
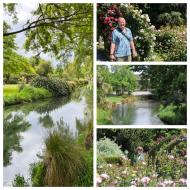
[110, 66, 137, 95]
[35, 59, 53, 77]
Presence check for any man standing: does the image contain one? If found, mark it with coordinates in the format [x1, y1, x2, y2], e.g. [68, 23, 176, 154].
[110, 17, 137, 62]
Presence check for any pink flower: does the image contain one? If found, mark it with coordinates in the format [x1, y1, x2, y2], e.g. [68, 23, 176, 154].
[141, 177, 150, 186]
[179, 178, 187, 186]
[157, 182, 165, 187]
[163, 180, 174, 186]
[96, 175, 102, 185]
[100, 173, 110, 180]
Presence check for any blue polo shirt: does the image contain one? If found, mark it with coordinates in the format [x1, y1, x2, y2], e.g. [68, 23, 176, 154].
[112, 27, 133, 57]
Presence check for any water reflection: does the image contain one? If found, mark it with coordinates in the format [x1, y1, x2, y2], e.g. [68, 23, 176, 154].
[112, 99, 164, 125]
[3, 113, 31, 166]
[3, 87, 92, 186]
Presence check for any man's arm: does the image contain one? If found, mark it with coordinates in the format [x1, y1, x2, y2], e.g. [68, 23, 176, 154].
[110, 42, 116, 61]
[130, 40, 137, 58]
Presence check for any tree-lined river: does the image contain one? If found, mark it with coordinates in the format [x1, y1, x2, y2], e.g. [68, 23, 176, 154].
[3, 87, 92, 186]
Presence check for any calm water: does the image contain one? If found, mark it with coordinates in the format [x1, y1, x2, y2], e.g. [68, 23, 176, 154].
[3, 87, 92, 186]
[111, 99, 164, 125]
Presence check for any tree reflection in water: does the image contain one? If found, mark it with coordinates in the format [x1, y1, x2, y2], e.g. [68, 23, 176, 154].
[3, 113, 31, 166]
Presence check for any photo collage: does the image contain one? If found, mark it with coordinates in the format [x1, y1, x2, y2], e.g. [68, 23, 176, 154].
[1, 1, 189, 189]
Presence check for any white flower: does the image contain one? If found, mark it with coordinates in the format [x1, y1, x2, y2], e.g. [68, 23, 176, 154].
[142, 161, 147, 165]
[107, 164, 112, 167]
[141, 15, 145, 19]
[141, 177, 150, 186]
[140, 29, 145, 33]
[131, 180, 137, 185]
[164, 180, 174, 186]
[100, 173, 109, 180]
[122, 170, 127, 175]
[152, 173, 158, 178]
[168, 155, 174, 159]
[179, 178, 187, 185]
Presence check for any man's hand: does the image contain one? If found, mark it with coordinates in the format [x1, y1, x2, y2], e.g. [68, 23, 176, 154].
[110, 54, 116, 61]
[132, 50, 137, 58]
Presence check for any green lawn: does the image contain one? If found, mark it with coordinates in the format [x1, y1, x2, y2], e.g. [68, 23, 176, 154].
[3, 84, 20, 96]
[4, 84, 53, 106]
[105, 96, 124, 103]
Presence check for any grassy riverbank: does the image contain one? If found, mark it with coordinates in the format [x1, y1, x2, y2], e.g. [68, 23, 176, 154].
[4, 85, 53, 106]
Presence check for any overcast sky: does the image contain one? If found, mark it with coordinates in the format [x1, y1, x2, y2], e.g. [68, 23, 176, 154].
[4, 3, 59, 67]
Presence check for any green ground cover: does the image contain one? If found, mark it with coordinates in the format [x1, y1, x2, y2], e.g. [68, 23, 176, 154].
[4, 85, 53, 106]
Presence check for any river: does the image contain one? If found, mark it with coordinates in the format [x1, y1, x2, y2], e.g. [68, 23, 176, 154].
[111, 98, 164, 125]
[3, 86, 92, 186]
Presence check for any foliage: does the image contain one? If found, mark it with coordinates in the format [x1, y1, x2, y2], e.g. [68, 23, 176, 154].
[136, 3, 187, 28]
[12, 174, 29, 187]
[4, 4, 93, 63]
[157, 12, 184, 27]
[3, 50, 35, 83]
[97, 65, 137, 105]
[30, 162, 45, 186]
[97, 108, 112, 125]
[155, 26, 187, 61]
[4, 85, 53, 106]
[35, 59, 53, 77]
[158, 103, 186, 125]
[97, 138, 124, 165]
[4, 4, 93, 85]
[97, 3, 156, 61]
[43, 127, 85, 186]
[110, 66, 137, 95]
[138, 65, 187, 104]
[31, 76, 71, 96]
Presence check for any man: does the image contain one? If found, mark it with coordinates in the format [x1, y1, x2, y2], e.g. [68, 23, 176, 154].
[110, 17, 137, 62]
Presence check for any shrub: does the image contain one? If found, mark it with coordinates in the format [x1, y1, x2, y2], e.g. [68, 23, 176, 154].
[158, 103, 186, 125]
[155, 26, 187, 61]
[97, 108, 112, 125]
[31, 76, 71, 96]
[12, 174, 29, 187]
[97, 138, 124, 165]
[30, 162, 45, 186]
[157, 12, 184, 27]
[43, 127, 85, 186]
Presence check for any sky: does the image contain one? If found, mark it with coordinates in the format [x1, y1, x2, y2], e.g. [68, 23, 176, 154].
[4, 3, 59, 68]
